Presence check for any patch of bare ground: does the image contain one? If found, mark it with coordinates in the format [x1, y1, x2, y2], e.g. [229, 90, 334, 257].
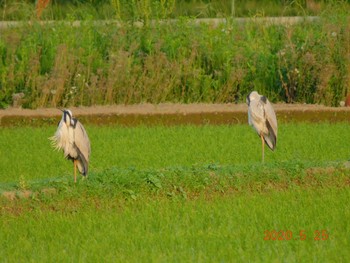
[1, 188, 57, 201]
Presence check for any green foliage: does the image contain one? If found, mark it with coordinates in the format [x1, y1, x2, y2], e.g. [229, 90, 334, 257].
[111, 0, 176, 23]
[0, 2, 350, 108]
[2, 1, 346, 20]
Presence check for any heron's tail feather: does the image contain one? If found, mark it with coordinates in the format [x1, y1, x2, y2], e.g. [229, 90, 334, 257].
[75, 148, 89, 176]
[77, 157, 88, 176]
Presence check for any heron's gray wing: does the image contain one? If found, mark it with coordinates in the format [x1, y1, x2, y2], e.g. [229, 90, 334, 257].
[73, 119, 91, 175]
[262, 98, 277, 150]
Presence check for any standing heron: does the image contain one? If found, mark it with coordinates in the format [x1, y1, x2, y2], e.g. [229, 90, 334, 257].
[246, 91, 277, 163]
[50, 109, 91, 183]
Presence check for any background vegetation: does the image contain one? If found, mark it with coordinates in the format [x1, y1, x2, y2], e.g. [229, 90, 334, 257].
[0, 1, 349, 109]
[1, 0, 349, 20]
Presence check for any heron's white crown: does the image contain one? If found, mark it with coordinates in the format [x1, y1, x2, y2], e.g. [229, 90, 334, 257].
[248, 91, 260, 101]
[247, 91, 261, 105]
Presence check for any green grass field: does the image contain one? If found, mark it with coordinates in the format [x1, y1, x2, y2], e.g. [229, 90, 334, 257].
[1, 189, 349, 262]
[1, 123, 350, 182]
[1, 123, 350, 261]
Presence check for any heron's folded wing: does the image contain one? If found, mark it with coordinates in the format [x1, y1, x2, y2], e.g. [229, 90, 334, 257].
[263, 100, 277, 150]
[73, 120, 91, 162]
[263, 100, 277, 137]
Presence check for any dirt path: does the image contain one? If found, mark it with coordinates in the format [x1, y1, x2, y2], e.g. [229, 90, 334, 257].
[1, 103, 350, 117]
[1, 103, 350, 126]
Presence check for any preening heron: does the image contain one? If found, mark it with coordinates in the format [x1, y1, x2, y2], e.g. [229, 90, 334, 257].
[50, 109, 91, 183]
[246, 91, 277, 163]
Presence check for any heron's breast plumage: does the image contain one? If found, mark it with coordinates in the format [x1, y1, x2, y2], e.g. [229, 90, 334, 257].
[50, 121, 78, 159]
[248, 103, 269, 135]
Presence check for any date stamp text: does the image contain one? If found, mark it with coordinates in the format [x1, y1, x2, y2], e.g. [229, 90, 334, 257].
[263, 230, 329, 241]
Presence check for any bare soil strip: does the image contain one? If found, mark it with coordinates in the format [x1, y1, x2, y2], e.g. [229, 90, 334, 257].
[1, 103, 350, 126]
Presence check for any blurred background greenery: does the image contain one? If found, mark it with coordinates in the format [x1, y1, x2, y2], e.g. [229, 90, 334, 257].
[0, 0, 349, 20]
[0, 1, 349, 109]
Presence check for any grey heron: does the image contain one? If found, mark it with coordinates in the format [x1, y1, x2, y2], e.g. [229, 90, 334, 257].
[246, 91, 277, 163]
[50, 109, 91, 183]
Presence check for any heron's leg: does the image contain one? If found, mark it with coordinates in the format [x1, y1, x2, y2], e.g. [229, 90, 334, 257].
[74, 160, 77, 183]
[260, 134, 265, 163]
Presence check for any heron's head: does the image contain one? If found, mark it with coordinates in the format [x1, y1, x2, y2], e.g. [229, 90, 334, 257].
[62, 109, 74, 127]
[246, 91, 260, 106]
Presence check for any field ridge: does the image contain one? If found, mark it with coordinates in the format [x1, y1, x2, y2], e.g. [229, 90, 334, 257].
[2, 103, 350, 126]
[1, 160, 349, 202]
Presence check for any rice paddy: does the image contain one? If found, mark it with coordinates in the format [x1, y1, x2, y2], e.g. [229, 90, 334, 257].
[0, 121, 350, 261]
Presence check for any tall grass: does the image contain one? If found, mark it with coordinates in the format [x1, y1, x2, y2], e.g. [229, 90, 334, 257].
[0, 2, 349, 108]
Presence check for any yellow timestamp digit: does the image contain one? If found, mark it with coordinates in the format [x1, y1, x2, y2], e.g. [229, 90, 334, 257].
[299, 230, 306, 240]
[314, 230, 329, 240]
